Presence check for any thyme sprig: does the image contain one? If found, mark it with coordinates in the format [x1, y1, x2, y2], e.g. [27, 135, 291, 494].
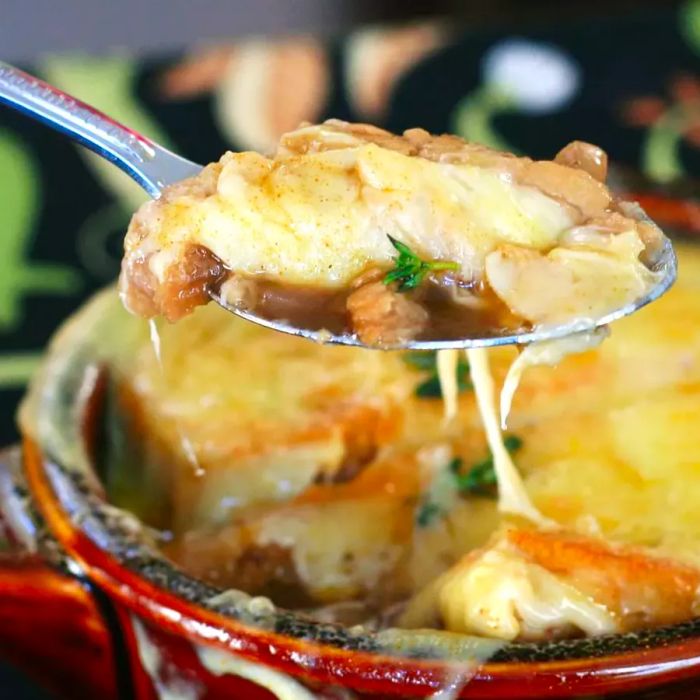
[452, 435, 524, 496]
[403, 350, 471, 398]
[383, 236, 459, 291]
[416, 501, 442, 527]
[415, 437, 524, 527]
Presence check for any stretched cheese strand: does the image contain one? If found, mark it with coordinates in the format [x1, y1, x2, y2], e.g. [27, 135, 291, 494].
[133, 616, 201, 700]
[148, 318, 205, 478]
[436, 349, 459, 422]
[466, 348, 547, 525]
[197, 644, 316, 700]
[499, 328, 609, 429]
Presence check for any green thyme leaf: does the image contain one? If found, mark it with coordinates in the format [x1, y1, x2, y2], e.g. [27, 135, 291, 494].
[383, 236, 459, 292]
[415, 374, 444, 398]
[448, 457, 463, 474]
[403, 350, 438, 371]
[454, 436, 524, 496]
[503, 435, 523, 452]
[416, 501, 442, 527]
[403, 350, 471, 398]
[416, 458, 463, 528]
[415, 441, 522, 527]
[455, 460, 498, 494]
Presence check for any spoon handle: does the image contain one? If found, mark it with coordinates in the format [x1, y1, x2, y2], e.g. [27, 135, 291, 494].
[0, 61, 200, 197]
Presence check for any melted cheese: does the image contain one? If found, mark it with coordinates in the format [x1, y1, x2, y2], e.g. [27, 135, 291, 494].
[121, 120, 665, 331]
[148, 318, 205, 479]
[500, 328, 609, 428]
[485, 231, 658, 326]
[196, 644, 316, 700]
[141, 144, 573, 286]
[133, 142, 575, 293]
[436, 349, 459, 422]
[132, 617, 201, 700]
[466, 348, 547, 525]
[436, 542, 618, 640]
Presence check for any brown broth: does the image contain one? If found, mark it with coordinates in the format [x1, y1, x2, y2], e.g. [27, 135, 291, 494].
[224, 271, 529, 345]
[417, 278, 529, 342]
[252, 279, 350, 335]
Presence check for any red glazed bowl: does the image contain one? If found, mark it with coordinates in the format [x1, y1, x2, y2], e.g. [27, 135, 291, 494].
[4, 186, 700, 700]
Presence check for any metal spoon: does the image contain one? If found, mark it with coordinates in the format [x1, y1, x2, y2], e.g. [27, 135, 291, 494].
[0, 61, 677, 351]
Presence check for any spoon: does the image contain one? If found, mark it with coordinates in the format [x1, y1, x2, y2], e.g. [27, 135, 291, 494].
[0, 61, 677, 351]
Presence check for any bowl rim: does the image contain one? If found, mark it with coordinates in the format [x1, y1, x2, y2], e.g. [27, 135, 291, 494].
[21, 436, 700, 698]
[17, 188, 700, 697]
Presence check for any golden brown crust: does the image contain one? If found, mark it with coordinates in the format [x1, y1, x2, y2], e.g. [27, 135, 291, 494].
[121, 244, 228, 322]
[120, 160, 226, 319]
[280, 122, 628, 227]
[506, 528, 700, 631]
[279, 120, 524, 168]
[276, 119, 415, 156]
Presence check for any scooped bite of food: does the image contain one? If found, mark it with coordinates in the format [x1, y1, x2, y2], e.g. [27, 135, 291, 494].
[120, 120, 667, 347]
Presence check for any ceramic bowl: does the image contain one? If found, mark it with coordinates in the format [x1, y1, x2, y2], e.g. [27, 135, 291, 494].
[3, 186, 700, 700]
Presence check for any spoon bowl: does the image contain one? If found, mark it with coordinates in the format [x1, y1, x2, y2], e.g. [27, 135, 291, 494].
[0, 61, 677, 350]
[212, 233, 676, 350]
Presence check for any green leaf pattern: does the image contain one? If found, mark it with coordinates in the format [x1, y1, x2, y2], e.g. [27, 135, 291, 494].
[0, 130, 81, 388]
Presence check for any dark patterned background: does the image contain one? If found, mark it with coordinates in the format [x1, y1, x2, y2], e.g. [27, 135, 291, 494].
[3, 2, 700, 445]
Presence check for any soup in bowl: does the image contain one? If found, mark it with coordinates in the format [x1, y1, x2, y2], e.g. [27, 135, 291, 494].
[5, 193, 700, 698]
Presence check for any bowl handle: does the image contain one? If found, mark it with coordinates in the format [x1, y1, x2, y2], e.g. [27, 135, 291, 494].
[0, 445, 121, 700]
